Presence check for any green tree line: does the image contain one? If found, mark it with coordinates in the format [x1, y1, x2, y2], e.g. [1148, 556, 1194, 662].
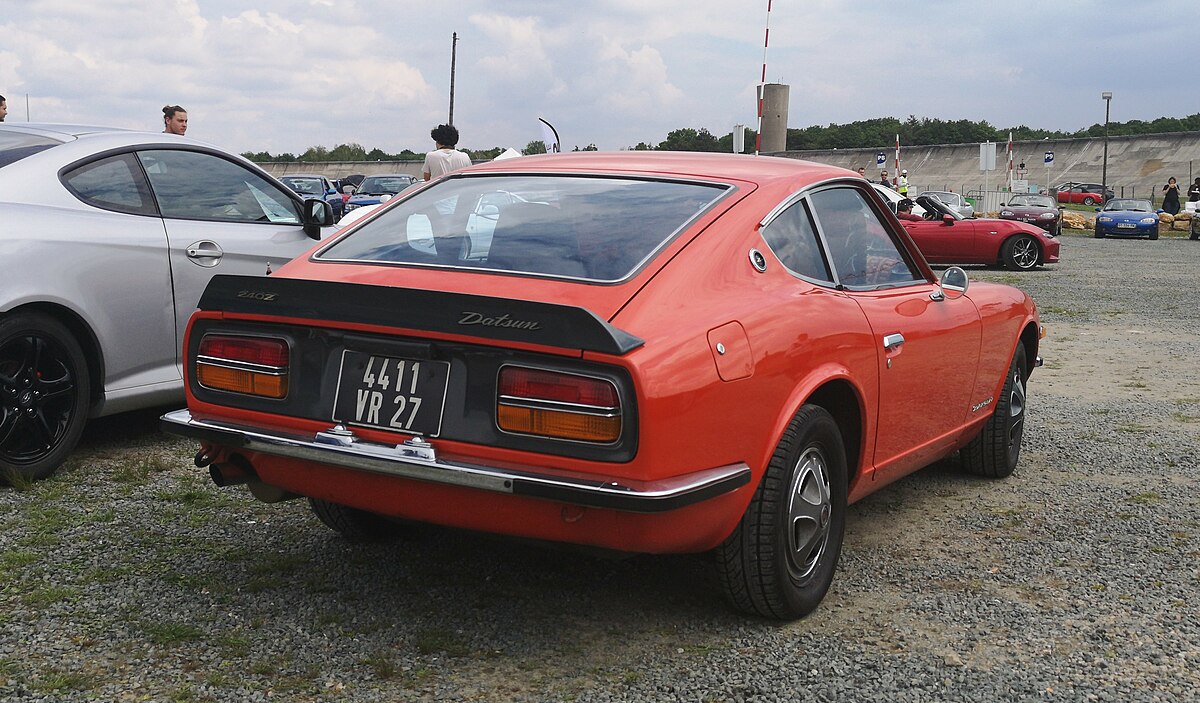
[242, 113, 1200, 162]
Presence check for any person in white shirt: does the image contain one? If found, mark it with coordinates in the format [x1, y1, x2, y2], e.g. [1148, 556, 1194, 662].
[422, 124, 472, 181]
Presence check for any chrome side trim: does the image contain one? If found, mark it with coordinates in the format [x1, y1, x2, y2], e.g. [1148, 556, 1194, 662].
[160, 409, 751, 513]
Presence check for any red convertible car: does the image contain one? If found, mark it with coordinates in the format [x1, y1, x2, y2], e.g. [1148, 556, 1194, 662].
[905, 194, 1061, 271]
[163, 153, 1042, 620]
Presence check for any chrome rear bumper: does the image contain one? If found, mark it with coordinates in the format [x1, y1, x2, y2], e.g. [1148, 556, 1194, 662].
[161, 409, 750, 514]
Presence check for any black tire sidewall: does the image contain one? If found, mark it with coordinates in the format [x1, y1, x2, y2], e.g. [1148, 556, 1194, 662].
[775, 409, 848, 616]
[0, 312, 91, 481]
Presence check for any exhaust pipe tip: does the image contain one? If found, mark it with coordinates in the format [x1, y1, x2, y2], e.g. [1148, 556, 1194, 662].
[208, 454, 256, 487]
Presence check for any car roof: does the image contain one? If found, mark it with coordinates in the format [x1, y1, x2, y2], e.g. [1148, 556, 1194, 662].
[459, 151, 851, 187]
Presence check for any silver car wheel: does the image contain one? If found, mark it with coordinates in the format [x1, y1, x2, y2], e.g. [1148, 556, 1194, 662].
[786, 446, 832, 581]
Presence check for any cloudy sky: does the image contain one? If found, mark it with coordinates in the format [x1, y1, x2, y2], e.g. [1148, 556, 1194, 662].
[2, 1, 1189, 156]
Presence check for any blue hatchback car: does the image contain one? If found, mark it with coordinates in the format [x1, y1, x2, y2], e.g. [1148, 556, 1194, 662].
[1094, 199, 1161, 240]
[280, 174, 344, 222]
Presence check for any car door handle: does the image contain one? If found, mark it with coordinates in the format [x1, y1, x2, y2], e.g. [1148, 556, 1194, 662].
[186, 240, 224, 267]
[882, 333, 905, 350]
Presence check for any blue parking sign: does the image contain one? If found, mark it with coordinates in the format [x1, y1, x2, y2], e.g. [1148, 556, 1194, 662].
[876, 152, 885, 166]
[1044, 150, 1054, 165]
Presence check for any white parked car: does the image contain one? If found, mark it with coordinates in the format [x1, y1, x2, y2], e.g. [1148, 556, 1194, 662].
[871, 182, 926, 218]
[921, 190, 975, 218]
[0, 124, 334, 481]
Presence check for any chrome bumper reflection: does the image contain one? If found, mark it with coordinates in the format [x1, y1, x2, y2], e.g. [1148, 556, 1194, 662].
[161, 409, 751, 513]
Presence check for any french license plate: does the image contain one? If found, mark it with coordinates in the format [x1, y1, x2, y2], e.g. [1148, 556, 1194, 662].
[332, 351, 450, 436]
[1117, 223, 1136, 229]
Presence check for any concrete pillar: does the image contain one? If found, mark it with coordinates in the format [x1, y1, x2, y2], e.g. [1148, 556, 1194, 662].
[759, 83, 790, 153]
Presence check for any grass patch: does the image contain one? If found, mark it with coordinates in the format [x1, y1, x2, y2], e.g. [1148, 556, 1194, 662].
[33, 669, 94, 694]
[413, 628, 471, 657]
[112, 454, 178, 485]
[1128, 492, 1162, 504]
[361, 650, 398, 679]
[21, 585, 79, 607]
[0, 549, 38, 569]
[217, 633, 252, 658]
[142, 621, 205, 646]
[1038, 305, 1085, 318]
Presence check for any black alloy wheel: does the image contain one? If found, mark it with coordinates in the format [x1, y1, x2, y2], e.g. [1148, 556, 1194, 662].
[0, 313, 90, 482]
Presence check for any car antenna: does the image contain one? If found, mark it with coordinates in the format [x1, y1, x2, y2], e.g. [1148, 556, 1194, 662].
[265, 261, 273, 275]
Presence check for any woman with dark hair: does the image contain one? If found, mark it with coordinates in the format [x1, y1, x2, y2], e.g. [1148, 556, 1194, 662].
[1188, 177, 1200, 203]
[162, 105, 187, 135]
[422, 123, 471, 181]
[1161, 176, 1180, 215]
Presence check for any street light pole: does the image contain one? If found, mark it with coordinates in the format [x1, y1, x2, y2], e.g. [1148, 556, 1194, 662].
[448, 32, 458, 125]
[1101, 91, 1112, 202]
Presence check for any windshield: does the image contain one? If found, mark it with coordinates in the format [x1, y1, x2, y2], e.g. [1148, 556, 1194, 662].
[317, 173, 730, 281]
[280, 176, 326, 195]
[357, 176, 412, 195]
[1009, 195, 1055, 208]
[1104, 199, 1153, 212]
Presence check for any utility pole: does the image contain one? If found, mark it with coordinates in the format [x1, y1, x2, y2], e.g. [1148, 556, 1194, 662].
[448, 32, 458, 125]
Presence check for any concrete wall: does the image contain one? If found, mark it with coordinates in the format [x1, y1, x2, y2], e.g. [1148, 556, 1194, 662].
[775, 131, 1200, 200]
[260, 160, 427, 181]
[258, 131, 1200, 202]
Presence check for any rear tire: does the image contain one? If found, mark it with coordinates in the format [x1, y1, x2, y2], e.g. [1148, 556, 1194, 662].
[309, 498, 402, 541]
[961, 344, 1028, 478]
[1083, 196, 1096, 205]
[715, 405, 847, 620]
[0, 312, 91, 483]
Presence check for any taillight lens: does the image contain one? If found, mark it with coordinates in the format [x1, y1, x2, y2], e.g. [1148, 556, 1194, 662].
[497, 367, 621, 443]
[196, 334, 289, 398]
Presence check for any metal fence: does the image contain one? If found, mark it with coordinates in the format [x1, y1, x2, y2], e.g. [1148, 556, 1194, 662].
[912, 184, 1158, 215]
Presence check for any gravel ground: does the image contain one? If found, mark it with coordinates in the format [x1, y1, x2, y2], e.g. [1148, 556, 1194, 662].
[2, 232, 1199, 703]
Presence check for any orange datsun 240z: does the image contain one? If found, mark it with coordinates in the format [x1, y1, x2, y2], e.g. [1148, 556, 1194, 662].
[162, 152, 1042, 620]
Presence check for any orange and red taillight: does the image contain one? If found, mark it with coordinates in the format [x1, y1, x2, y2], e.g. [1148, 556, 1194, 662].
[496, 366, 621, 443]
[196, 334, 289, 399]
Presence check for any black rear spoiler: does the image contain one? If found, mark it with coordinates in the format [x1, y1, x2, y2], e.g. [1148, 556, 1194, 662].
[197, 275, 645, 356]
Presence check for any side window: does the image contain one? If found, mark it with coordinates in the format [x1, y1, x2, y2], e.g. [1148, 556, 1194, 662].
[62, 153, 157, 216]
[810, 187, 920, 288]
[760, 199, 832, 283]
[138, 150, 301, 224]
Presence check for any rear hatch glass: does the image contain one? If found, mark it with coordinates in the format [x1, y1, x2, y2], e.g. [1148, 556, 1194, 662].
[316, 174, 731, 281]
[0, 132, 63, 168]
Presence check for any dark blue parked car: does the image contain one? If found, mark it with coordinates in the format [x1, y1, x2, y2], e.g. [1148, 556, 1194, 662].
[344, 174, 418, 214]
[280, 174, 344, 221]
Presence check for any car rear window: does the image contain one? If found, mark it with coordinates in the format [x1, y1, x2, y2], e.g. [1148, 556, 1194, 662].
[316, 174, 730, 281]
[0, 132, 63, 168]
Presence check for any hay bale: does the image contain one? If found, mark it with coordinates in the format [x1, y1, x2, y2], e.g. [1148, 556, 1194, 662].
[1159, 213, 1175, 225]
[1173, 218, 1190, 231]
[1062, 211, 1089, 230]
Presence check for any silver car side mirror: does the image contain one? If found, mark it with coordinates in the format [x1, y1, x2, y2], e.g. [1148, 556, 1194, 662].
[936, 266, 969, 300]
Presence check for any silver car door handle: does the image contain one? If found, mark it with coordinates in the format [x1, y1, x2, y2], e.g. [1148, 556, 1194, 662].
[882, 333, 905, 350]
[186, 241, 224, 260]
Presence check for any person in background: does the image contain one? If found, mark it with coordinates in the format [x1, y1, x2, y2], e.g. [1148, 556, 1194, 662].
[422, 124, 472, 181]
[896, 198, 923, 221]
[879, 170, 892, 189]
[0, 94, 7, 122]
[1187, 177, 1200, 203]
[897, 169, 910, 197]
[1161, 176, 1181, 215]
[162, 105, 187, 135]
[857, 167, 866, 179]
